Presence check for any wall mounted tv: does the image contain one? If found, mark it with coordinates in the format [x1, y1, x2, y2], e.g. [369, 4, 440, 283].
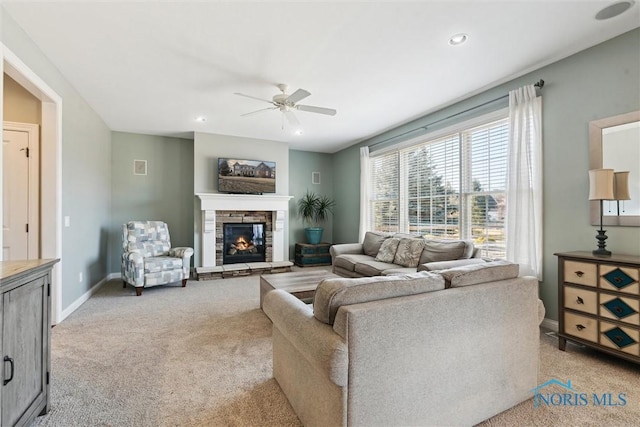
[218, 158, 276, 194]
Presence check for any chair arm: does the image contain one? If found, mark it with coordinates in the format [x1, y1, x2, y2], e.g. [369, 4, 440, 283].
[329, 243, 364, 257]
[170, 247, 194, 278]
[170, 247, 194, 258]
[122, 251, 144, 286]
[263, 290, 348, 387]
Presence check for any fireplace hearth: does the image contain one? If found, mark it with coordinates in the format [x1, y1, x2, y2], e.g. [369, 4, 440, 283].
[223, 223, 266, 264]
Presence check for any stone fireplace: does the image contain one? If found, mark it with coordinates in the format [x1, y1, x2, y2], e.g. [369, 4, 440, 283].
[218, 214, 268, 265]
[197, 193, 293, 267]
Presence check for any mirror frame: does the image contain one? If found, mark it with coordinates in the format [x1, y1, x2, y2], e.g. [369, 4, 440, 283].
[589, 110, 640, 226]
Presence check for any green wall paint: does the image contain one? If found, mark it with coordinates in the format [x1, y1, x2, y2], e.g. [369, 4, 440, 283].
[110, 132, 194, 273]
[331, 29, 640, 322]
[288, 150, 334, 259]
[2, 10, 113, 310]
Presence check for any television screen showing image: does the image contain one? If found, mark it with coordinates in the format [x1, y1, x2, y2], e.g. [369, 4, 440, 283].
[218, 158, 276, 194]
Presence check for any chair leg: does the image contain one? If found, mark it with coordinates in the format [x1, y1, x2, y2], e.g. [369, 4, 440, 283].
[135, 287, 143, 296]
[182, 279, 187, 287]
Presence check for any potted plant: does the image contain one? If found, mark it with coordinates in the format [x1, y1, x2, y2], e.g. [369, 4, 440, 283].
[297, 190, 336, 244]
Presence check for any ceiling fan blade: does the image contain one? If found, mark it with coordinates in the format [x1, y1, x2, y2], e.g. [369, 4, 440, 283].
[241, 107, 277, 117]
[296, 104, 337, 116]
[234, 92, 275, 105]
[286, 88, 311, 104]
[284, 110, 301, 128]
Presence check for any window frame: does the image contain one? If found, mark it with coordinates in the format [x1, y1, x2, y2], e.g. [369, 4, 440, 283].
[368, 108, 509, 258]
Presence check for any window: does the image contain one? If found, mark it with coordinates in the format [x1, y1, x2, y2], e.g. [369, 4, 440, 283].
[368, 115, 509, 258]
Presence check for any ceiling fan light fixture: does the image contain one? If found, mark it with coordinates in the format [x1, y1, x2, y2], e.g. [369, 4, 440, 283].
[448, 33, 468, 46]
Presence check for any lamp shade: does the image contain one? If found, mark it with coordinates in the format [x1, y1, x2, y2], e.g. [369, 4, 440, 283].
[613, 171, 631, 200]
[588, 169, 615, 200]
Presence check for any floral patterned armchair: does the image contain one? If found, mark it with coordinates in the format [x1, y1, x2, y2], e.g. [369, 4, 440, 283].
[121, 220, 193, 296]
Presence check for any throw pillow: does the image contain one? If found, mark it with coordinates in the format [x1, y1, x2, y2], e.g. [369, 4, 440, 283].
[419, 240, 467, 264]
[393, 238, 426, 267]
[362, 231, 391, 257]
[374, 238, 400, 263]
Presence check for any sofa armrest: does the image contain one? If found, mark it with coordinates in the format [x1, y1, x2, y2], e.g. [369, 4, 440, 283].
[330, 243, 364, 258]
[263, 290, 348, 387]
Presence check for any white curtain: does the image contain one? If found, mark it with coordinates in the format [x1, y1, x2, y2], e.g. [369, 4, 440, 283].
[359, 146, 370, 241]
[506, 85, 543, 280]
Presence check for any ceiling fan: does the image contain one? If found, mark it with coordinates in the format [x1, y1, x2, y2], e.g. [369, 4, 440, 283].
[234, 84, 337, 130]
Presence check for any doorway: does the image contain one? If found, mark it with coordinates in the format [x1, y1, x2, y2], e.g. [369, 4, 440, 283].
[2, 45, 62, 324]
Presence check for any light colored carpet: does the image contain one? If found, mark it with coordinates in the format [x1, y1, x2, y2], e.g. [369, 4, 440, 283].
[32, 272, 639, 426]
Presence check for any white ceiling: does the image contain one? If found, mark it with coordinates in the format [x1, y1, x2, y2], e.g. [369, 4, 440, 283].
[3, 1, 639, 153]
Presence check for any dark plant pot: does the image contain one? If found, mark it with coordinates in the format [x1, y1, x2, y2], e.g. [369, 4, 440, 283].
[305, 227, 324, 245]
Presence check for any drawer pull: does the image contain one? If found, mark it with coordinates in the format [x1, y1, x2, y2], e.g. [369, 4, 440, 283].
[576, 296, 584, 304]
[3, 356, 14, 385]
[574, 271, 584, 278]
[576, 324, 586, 331]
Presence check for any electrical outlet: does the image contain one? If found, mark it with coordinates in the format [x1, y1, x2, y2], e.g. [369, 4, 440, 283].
[78, 272, 83, 283]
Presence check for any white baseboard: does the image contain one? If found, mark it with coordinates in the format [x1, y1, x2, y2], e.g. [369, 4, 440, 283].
[59, 274, 120, 323]
[540, 318, 558, 332]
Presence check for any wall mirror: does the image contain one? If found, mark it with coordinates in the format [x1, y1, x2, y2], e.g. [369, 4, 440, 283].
[589, 110, 640, 226]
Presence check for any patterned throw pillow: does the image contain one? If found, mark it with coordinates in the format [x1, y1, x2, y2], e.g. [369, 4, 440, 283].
[393, 238, 426, 267]
[374, 238, 400, 263]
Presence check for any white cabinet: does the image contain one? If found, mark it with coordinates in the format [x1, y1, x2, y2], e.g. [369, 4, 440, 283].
[1, 259, 57, 427]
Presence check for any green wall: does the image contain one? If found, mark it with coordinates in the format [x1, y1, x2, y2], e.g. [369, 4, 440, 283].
[110, 132, 194, 273]
[2, 9, 113, 310]
[331, 28, 640, 322]
[288, 149, 334, 259]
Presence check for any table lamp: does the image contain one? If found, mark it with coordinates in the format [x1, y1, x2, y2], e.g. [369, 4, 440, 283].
[588, 169, 615, 256]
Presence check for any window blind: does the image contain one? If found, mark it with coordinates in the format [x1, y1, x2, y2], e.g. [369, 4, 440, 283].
[368, 116, 509, 258]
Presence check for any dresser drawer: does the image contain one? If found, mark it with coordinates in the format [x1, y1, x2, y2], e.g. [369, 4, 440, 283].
[600, 320, 640, 356]
[599, 265, 640, 295]
[564, 312, 598, 343]
[564, 286, 597, 315]
[564, 261, 597, 287]
[599, 294, 640, 326]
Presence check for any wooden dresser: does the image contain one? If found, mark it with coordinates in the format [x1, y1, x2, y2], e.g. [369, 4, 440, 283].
[556, 251, 640, 364]
[1, 259, 58, 426]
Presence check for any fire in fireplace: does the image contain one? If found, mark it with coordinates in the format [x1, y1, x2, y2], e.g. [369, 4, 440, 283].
[223, 223, 266, 264]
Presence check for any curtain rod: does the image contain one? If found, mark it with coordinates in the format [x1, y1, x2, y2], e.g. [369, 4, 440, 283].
[368, 79, 545, 150]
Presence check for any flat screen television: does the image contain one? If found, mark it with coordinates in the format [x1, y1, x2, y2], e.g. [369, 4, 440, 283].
[218, 158, 276, 194]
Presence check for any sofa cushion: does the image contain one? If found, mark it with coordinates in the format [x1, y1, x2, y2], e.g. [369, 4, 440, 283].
[362, 231, 391, 257]
[438, 260, 519, 288]
[374, 238, 400, 263]
[334, 254, 376, 272]
[419, 257, 486, 272]
[419, 240, 468, 264]
[354, 260, 399, 276]
[382, 267, 421, 275]
[393, 238, 426, 267]
[314, 271, 445, 324]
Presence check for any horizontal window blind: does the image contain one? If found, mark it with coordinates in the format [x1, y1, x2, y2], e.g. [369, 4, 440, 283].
[368, 115, 509, 258]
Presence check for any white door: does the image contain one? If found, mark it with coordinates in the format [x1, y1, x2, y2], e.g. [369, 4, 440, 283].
[2, 123, 39, 260]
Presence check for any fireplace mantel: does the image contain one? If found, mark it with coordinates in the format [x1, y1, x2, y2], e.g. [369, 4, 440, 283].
[196, 193, 294, 267]
[196, 193, 293, 212]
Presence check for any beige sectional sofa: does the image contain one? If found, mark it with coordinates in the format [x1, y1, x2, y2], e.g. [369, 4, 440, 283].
[331, 231, 485, 277]
[263, 261, 543, 426]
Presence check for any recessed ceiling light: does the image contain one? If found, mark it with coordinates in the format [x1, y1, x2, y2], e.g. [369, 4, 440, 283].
[295, 129, 303, 136]
[195, 116, 207, 122]
[448, 33, 468, 46]
[596, 1, 634, 20]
